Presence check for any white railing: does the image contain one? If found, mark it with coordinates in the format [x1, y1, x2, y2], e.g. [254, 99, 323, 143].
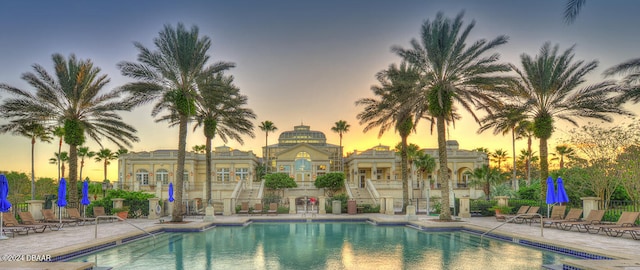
[94, 215, 156, 241]
[256, 180, 265, 199]
[231, 179, 244, 202]
[344, 181, 354, 199]
[365, 179, 380, 205]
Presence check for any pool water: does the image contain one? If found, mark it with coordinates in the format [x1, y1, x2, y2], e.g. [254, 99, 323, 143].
[72, 222, 575, 269]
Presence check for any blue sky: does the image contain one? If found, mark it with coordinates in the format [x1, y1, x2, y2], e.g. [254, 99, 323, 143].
[1, 1, 639, 181]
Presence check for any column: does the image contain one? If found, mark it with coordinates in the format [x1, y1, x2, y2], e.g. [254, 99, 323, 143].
[318, 196, 326, 214]
[26, 200, 45, 221]
[385, 196, 394, 215]
[581, 197, 601, 217]
[148, 198, 160, 219]
[289, 196, 297, 214]
[495, 196, 509, 207]
[379, 197, 386, 214]
[223, 198, 232, 216]
[459, 196, 470, 218]
[112, 198, 125, 210]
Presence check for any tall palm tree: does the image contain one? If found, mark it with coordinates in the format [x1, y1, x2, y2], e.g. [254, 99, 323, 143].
[331, 120, 350, 171]
[49, 152, 69, 179]
[393, 12, 512, 220]
[0, 54, 139, 207]
[509, 42, 630, 198]
[94, 148, 128, 182]
[478, 104, 528, 189]
[357, 62, 420, 213]
[78, 146, 95, 182]
[119, 23, 233, 222]
[259, 121, 278, 173]
[395, 142, 421, 185]
[0, 121, 52, 199]
[515, 120, 536, 185]
[52, 126, 64, 181]
[193, 73, 255, 205]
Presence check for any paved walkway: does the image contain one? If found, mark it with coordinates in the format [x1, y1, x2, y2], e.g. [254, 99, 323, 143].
[1, 214, 639, 269]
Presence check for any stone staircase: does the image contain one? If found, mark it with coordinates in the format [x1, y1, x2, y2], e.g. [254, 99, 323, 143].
[237, 187, 261, 204]
[350, 187, 375, 205]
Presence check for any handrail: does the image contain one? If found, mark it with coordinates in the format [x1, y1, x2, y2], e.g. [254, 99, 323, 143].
[480, 213, 543, 243]
[94, 215, 156, 242]
[256, 180, 265, 199]
[365, 179, 380, 205]
[344, 181, 354, 199]
[231, 179, 244, 201]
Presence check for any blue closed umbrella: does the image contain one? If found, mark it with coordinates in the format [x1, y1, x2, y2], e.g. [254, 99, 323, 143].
[545, 176, 556, 218]
[57, 178, 67, 228]
[81, 180, 90, 218]
[0, 174, 12, 240]
[556, 177, 569, 204]
[168, 183, 175, 202]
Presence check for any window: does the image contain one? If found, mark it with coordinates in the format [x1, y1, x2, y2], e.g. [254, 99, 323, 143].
[183, 172, 189, 182]
[216, 168, 230, 181]
[136, 169, 149, 185]
[279, 165, 290, 172]
[156, 169, 169, 185]
[376, 169, 383, 180]
[235, 168, 249, 181]
[317, 165, 326, 171]
[295, 152, 312, 172]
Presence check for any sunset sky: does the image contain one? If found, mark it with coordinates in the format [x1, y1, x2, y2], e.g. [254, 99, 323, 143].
[1, 1, 639, 183]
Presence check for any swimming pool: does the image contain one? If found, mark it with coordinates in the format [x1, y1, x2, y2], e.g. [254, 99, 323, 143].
[71, 222, 580, 269]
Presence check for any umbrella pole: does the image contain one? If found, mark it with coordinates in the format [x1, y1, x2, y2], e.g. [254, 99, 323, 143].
[0, 213, 7, 240]
[59, 207, 63, 230]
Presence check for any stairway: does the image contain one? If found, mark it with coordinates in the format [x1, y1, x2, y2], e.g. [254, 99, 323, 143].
[350, 187, 374, 205]
[236, 187, 260, 204]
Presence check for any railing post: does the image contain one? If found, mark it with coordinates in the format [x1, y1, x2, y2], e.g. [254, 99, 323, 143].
[318, 196, 326, 214]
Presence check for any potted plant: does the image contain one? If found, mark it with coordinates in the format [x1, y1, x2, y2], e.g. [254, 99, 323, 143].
[112, 206, 130, 220]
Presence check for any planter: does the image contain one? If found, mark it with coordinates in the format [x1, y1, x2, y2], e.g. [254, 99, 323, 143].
[116, 211, 128, 220]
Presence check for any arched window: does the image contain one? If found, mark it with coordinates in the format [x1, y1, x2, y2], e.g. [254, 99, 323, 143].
[156, 169, 169, 185]
[136, 169, 149, 185]
[295, 152, 311, 171]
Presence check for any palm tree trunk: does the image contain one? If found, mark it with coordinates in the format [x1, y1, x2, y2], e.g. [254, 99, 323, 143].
[264, 133, 268, 174]
[437, 116, 451, 220]
[79, 158, 84, 181]
[103, 160, 108, 181]
[526, 136, 532, 185]
[205, 135, 212, 205]
[57, 137, 62, 180]
[68, 145, 78, 208]
[400, 135, 409, 214]
[540, 137, 549, 199]
[511, 128, 517, 190]
[339, 133, 343, 172]
[172, 114, 188, 222]
[31, 137, 36, 200]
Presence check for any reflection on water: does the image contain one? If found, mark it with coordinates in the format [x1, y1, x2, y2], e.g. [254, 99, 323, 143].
[72, 223, 574, 269]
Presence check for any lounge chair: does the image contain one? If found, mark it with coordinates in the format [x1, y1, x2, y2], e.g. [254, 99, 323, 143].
[498, 205, 529, 222]
[238, 202, 249, 216]
[544, 208, 583, 228]
[18, 211, 61, 231]
[67, 208, 97, 225]
[41, 209, 79, 227]
[251, 203, 263, 216]
[531, 205, 566, 225]
[268, 203, 278, 216]
[92, 206, 117, 223]
[514, 206, 541, 224]
[2, 212, 47, 233]
[558, 209, 605, 232]
[606, 226, 640, 239]
[1, 212, 32, 236]
[584, 211, 640, 235]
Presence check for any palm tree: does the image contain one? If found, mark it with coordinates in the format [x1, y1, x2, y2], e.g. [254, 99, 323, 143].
[94, 148, 127, 182]
[52, 126, 64, 181]
[49, 152, 69, 179]
[118, 23, 233, 222]
[331, 120, 350, 171]
[0, 54, 139, 207]
[393, 12, 512, 220]
[395, 142, 421, 185]
[357, 62, 420, 213]
[490, 149, 509, 172]
[467, 164, 504, 200]
[478, 104, 528, 189]
[564, 0, 587, 24]
[414, 151, 436, 187]
[509, 42, 630, 198]
[552, 144, 577, 169]
[604, 58, 640, 103]
[193, 73, 255, 205]
[78, 146, 95, 182]
[259, 121, 278, 173]
[0, 121, 52, 199]
[516, 120, 536, 185]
